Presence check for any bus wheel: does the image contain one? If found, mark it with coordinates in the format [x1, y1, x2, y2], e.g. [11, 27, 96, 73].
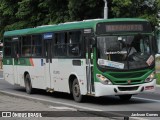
[119, 95, 132, 101]
[24, 74, 33, 94]
[72, 78, 83, 102]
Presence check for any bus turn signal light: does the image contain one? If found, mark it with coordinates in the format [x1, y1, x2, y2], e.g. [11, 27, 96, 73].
[96, 74, 112, 85]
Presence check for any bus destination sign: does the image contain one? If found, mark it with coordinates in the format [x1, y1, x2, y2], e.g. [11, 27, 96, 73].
[106, 24, 143, 32]
[96, 21, 152, 35]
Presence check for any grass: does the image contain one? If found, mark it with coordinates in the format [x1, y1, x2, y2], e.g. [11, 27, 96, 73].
[156, 73, 160, 85]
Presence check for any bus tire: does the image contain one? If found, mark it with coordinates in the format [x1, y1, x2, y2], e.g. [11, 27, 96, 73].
[72, 78, 83, 102]
[119, 95, 132, 101]
[24, 74, 33, 94]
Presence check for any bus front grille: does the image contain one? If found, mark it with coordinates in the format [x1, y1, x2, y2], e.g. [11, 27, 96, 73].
[114, 80, 142, 85]
[118, 86, 139, 91]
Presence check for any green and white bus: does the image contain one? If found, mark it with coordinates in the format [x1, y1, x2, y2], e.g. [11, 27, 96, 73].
[3, 18, 157, 102]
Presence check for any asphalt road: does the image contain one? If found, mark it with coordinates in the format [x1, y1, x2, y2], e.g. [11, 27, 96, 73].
[0, 71, 160, 120]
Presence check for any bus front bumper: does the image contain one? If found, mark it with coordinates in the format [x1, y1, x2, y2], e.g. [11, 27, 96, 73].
[94, 79, 156, 96]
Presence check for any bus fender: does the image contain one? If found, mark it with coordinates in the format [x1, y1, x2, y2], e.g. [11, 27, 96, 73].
[68, 73, 87, 95]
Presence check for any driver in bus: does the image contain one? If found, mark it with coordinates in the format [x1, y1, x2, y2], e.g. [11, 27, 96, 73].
[122, 37, 137, 60]
[123, 44, 137, 56]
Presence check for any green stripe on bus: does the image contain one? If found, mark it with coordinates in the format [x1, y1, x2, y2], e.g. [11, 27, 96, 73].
[3, 58, 13, 65]
[3, 58, 32, 66]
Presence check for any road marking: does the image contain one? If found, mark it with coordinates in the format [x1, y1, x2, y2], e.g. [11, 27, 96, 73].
[130, 117, 149, 120]
[156, 85, 160, 87]
[133, 97, 160, 103]
[49, 106, 77, 111]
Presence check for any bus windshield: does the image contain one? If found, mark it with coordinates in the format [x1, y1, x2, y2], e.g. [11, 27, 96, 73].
[97, 34, 154, 70]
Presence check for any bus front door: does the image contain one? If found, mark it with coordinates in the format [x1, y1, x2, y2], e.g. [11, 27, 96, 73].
[43, 39, 53, 90]
[11, 40, 20, 85]
[85, 37, 95, 94]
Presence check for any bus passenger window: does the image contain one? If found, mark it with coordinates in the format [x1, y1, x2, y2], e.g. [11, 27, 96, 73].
[22, 47, 31, 56]
[32, 35, 42, 57]
[68, 31, 81, 57]
[22, 36, 32, 57]
[4, 38, 12, 57]
[54, 32, 67, 57]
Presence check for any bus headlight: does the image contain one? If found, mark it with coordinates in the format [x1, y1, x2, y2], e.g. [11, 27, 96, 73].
[145, 72, 155, 83]
[96, 74, 112, 85]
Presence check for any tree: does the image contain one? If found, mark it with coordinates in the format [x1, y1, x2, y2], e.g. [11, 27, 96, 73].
[68, 0, 104, 21]
[0, 0, 20, 38]
[16, 0, 42, 27]
[0, 0, 159, 40]
[42, 0, 69, 24]
[111, 0, 159, 27]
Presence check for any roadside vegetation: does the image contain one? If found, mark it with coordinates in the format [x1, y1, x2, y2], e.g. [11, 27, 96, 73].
[0, 0, 160, 39]
[156, 56, 160, 85]
[156, 73, 160, 85]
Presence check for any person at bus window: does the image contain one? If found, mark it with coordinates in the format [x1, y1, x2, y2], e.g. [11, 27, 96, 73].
[68, 32, 72, 44]
[68, 32, 80, 56]
[124, 34, 146, 61]
[32, 46, 38, 56]
[14, 48, 19, 58]
[24, 47, 31, 56]
[122, 42, 137, 60]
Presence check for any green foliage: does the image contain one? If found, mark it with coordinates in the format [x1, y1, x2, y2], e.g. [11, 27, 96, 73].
[4, 21, 29, 31]
[112, 0, 132, 16]
[68, 0, 103, 21]
[156, 0, 160, 9]
[16, 0, 32, 18]
[156, 73, 160, 85]
[111, 0, 159, 27]
[0, 0, 21, 38]
[0, 0, 160, 39]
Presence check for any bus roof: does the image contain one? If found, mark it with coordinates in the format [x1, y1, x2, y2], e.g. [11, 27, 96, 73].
[4, 18, 149, 37]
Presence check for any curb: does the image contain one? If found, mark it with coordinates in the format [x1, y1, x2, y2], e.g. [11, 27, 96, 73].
[0, 90, 101, 111]
[156, 85, 160, 87]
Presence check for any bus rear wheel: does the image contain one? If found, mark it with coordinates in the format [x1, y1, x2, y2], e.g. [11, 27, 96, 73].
[119, 95, 132, 101]
[72, 78, 83, 102]
[24, 74, 33, 94]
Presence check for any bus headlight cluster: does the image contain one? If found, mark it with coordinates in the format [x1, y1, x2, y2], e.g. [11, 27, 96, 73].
[145, 72, 155, 83]
[96, 74, 112, 85]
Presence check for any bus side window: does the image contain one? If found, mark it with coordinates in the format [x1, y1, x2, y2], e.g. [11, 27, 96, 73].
[68, 31, 81, 57]
[54, 32, 67, 57]
[32, 35, 42, 57]
[22, 36, 32, 57]
[4, 38, 12, 57]
[55, 33, 58, 44]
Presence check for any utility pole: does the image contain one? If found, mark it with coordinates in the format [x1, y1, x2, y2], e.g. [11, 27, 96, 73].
[103, 0, 108, 19]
